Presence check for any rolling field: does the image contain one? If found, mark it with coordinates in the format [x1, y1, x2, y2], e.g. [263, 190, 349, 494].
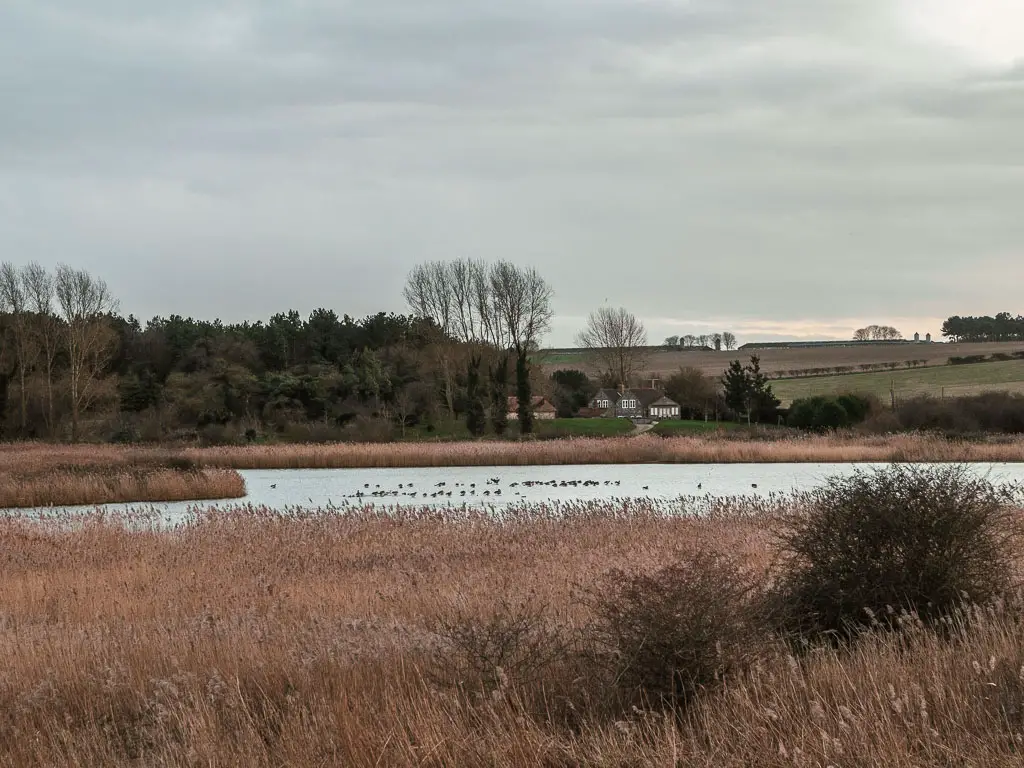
[537, 342, 1024, 379]
[771, 359, 1024, 405]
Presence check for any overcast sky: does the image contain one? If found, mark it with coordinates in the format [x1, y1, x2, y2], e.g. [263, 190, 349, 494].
[2, 1, 1023, 346]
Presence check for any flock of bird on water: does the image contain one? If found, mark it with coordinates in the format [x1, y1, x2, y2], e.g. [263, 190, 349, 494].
[266, 476, 760, 501]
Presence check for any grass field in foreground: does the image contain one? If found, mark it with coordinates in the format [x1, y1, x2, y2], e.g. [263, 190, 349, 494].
[2, 502, 1023, 765]
[771, 359, 1024, 405]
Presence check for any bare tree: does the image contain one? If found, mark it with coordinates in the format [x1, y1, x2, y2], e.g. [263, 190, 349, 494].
[489, 262, 553, 435]
[575, 307, 648, 389]
[55, 265, 119, 441]
[710, 332, 723, 352]
[488, 261, 553, 355]
[21, 263, 60, 435]
[404, 258, 553, 434]
[0, 262, 37, 434]
[722, 331, 737, 351]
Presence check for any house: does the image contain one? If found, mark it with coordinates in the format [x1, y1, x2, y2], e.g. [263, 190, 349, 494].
[617, 388, 683, 420]
[589, 389, 620, 411]
[588, 388, 681, 420]
[506, 396, 557, 421]
[647, 395, 681, 420]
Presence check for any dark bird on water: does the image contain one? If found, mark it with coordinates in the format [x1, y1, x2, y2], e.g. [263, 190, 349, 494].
[751, 483, 758, 489]
[270, 484, 277, 489]
[697, 483, 702, 490]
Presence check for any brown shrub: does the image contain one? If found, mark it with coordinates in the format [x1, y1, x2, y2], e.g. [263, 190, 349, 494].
[583, 550, 764, 713]
[766, 464, 1023, 644]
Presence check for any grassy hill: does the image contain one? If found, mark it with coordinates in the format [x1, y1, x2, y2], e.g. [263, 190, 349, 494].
[771, 360, 1024, 406]
[537, 342, 1024, 380]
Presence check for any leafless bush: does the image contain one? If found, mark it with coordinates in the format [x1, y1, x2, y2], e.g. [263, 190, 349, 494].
[583, 550, 764, 713]
[429, 596, 571, 696]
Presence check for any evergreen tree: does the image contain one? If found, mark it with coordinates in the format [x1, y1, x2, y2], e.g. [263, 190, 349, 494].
[746, 355, 780, 423]
[516, 350, 533, 435]
[723, 359, 751, 418]
[722, 355, 779, 424]
[489, 353, 509, 436]
[465, 355, 487, 436]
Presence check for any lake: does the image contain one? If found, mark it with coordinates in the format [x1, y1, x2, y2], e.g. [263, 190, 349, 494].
[12, 462, 1024, 524]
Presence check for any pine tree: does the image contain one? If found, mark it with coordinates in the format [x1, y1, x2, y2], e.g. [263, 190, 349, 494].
[465, 355, 487, 436]
[516, 350, 533, 436]
[722, 359, 751, 419]
[490, 353, 509, 436]
[746, 355, 780, 423]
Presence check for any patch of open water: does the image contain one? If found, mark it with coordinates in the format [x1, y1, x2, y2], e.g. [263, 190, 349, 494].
[10, 462, 1024, 526]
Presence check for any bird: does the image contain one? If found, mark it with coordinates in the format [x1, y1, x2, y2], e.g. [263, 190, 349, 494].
[751, 483, 758, 489]
[642, 485, 649, 490]
[270, 484, 277, 489]
[697, 483, 702, 490]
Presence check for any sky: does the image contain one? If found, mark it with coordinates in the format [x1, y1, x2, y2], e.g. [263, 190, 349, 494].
[2, 0, 1023, 347]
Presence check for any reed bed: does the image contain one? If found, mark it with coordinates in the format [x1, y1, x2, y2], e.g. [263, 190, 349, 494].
[5, 434, 1024, 477]
[0, 443, 246, 508]
[1, 501, 1023, 765]
[183, 433, 1024, 469]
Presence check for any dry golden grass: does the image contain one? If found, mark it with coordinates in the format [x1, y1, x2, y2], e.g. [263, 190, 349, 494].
[0, 443, 246, 508]
[182, 433, 1024, 468]
[5, 434, 1024, 479]
[2, 502, 1024, 766]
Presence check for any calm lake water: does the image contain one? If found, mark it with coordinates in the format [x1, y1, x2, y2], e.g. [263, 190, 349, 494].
[13, 462, 1024, 524]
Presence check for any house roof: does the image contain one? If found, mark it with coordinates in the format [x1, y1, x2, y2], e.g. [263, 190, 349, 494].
[620, 388, 666, 408]
[592, 388, 620, 402]
[649, 395, 680, 408]
[507, 396, 556, 413]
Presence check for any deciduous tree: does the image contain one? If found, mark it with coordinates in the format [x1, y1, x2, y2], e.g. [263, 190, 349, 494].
[575, 307, 648, 390]
[55, 265, 119, 442]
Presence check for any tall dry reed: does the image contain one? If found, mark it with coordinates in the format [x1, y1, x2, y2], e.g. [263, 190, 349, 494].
[0, 443, 246, 508]
[1, 503, 1023, 765]
[5, 434, 1024, 476]
[184, 433, 1024, 469]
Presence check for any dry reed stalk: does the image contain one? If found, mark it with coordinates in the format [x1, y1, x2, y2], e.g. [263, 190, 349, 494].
[0, 469, 245, 508]
[4, 434, 1024, 475]
[182, 434, 1024, 469]
[0, 505, 1022, 765]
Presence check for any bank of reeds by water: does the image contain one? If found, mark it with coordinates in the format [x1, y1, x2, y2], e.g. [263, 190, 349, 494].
[183, 432, 1024, 468]
[1, 498, 1024, 765]
[0, 443, 246, 508]
[5, 434, 1024, 476]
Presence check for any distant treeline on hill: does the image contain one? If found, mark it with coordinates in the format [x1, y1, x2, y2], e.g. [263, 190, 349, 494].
[740, 340, 926, 350]
[942, 314, 1024, 343]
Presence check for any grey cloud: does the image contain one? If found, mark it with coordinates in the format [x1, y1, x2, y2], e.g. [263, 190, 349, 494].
[1, 0, 1022, 344]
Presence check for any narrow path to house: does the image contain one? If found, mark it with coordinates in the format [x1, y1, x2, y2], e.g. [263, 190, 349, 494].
[631, 422, 655, 436]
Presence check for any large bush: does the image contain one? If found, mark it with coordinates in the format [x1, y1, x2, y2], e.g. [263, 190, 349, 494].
[585, 551, 761, 712]
[787, 393, 874, 432]
[894, 392, 1024, 435]
[768, 464, 1021, 644]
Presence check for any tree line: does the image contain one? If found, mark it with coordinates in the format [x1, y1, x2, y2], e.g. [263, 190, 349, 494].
[852, 325, 902, 341]
[941, 314, 1024, 343]
[0, 262, 469, 442]
[663, 332, 737, 351]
